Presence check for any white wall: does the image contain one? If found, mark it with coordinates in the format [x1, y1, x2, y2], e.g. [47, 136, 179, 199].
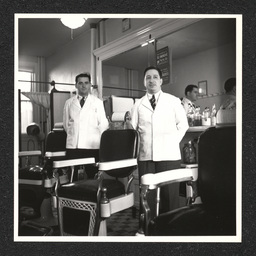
[163, 42, 236, 110]
[102, 65, 127, 96]
[46, 30, 92, 92]
[19, 55, 38, 72]
[45, 19, 156, 92]
[102, 65, 141, 98]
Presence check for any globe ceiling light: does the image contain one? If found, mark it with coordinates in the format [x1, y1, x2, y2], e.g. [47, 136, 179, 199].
[60, 17, 87, 29]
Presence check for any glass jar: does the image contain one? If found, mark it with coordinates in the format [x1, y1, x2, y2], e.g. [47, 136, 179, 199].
[183, 140, 197, 164]
[194, 114, 202, 126]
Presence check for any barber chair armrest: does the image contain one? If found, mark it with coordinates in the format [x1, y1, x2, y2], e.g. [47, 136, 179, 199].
[45, 151, 66, 158]
[53, 157, 95, 168]
[101, 192, 134, 218]
[140, 168, 194, 235]
[19, 150, 42, 157]
[141, 168, 194, 190]
[98, 158, 137, 171]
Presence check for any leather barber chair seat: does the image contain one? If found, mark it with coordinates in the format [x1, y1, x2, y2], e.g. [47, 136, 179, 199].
[55, 129, 139, 236]
[19, 125, 69, 234]
[140, 126, 236, 236]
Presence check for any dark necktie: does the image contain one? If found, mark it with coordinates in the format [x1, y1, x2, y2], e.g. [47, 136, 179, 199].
[150, 94, 156, 110]
[80, 97, 85, 108]
[189, 102, 196, 109]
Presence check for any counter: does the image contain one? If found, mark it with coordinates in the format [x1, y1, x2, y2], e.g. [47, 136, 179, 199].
[180, 125, 214, 164]
[187, 125, 213, 133]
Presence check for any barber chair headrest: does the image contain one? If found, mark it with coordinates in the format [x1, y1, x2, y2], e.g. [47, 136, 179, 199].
[53, 122, 64, 132]
[27, 123, 45, 141]
[27, 123, 40, 136]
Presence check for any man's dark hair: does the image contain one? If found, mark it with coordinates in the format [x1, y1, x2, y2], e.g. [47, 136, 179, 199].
[143, 66, 162, 79]
[185, 84, 198, 96]
[75, 72, 91, 84]
[224, 78, 236, 93]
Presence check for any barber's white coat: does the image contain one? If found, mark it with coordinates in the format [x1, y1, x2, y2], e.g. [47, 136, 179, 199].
[63, 94, 109, 149]
[130, 91, 188, 161]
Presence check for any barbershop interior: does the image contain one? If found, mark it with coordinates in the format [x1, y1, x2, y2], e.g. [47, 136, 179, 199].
[17, 16, 238, 238]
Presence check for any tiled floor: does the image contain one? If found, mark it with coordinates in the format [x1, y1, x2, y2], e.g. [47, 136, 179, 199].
[107, 207, 139, 236]
[20, 207, 139, 236]
[20, 196, 187, 236]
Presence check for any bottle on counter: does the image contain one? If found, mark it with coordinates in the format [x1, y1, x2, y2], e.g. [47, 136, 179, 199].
[187, 106, 195, 127]
[202, 107, 211, 126]
[124, 111, 133, 129]
[194, 106, 202, 126]
[211, 104, 217, 126]
[183, 140, 197, 164]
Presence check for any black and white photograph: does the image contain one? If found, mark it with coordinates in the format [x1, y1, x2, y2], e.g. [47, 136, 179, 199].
[14, 14, 242, 243]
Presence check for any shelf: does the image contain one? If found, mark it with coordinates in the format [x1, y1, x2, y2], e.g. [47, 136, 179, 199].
[187, 126, 213, 132]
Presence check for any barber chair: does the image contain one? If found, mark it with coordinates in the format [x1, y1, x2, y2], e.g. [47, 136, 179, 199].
[55, 129, 139, 236]
[140, 126, 236, 236]
[19, 125, 70, 234]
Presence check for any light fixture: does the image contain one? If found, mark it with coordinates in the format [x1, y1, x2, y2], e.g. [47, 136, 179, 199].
[60, 17, 87, 40]
[60, 17, 87, 29]
[141, 42, 149, 47]
[141, 38, 155, 47]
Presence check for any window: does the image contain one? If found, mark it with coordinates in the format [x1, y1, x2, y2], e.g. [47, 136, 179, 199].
[18, 71, 33, 134]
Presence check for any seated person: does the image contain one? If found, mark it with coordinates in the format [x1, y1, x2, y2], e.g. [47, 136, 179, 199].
[181, 84, 198, 115]
[216, 78, 236, 124]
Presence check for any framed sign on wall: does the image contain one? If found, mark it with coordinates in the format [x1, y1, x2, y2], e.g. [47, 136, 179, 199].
[156, 46, 171, 85]
[122, 18, 130, 32]
[198, 80, 208, 96]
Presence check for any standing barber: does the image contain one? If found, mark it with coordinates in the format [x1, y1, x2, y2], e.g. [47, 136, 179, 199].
[130, 66, 188, 214]
[63, 72, 109, 179]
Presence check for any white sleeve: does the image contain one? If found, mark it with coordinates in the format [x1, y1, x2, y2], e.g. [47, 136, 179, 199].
[175, 98, 189, 142]
[181, 99, 189, 115]
[97, 100, 109, 134]
[130, 102, 139, 130]
[63, 100, 69, 132]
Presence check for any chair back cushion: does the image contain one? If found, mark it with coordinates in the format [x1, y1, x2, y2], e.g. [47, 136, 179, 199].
[198, 126, 236, 213]
[99, 129, 139, 178]
[45, 130, 67, 152]
[148, 125, 237, 236]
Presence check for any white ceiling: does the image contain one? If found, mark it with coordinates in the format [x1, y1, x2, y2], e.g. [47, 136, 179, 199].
[18, 18, 236, 68]
[18, 18, 102, 57]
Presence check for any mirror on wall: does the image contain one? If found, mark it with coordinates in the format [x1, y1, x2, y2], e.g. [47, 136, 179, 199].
[101, 18, 236, 109]
[102, 42, 155, 99]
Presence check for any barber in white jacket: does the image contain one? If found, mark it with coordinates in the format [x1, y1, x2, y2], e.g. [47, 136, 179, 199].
[130, 66, 188, 214]
[63, 73, 109, 179]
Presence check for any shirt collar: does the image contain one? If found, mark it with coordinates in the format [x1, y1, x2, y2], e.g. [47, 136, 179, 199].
[147, 90, 161, 101]
[184, 97, 193, 104]
[77, 94, 88, 100]
[184, 97, 196, 108]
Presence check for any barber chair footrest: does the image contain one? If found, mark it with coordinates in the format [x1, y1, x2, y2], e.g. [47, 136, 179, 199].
[19, 221, 53, 236]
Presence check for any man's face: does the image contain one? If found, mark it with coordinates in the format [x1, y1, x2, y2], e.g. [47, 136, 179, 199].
[75, 77, 91, 96]
[188, 88, 198, 102]
[144, 69, 162, 94]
